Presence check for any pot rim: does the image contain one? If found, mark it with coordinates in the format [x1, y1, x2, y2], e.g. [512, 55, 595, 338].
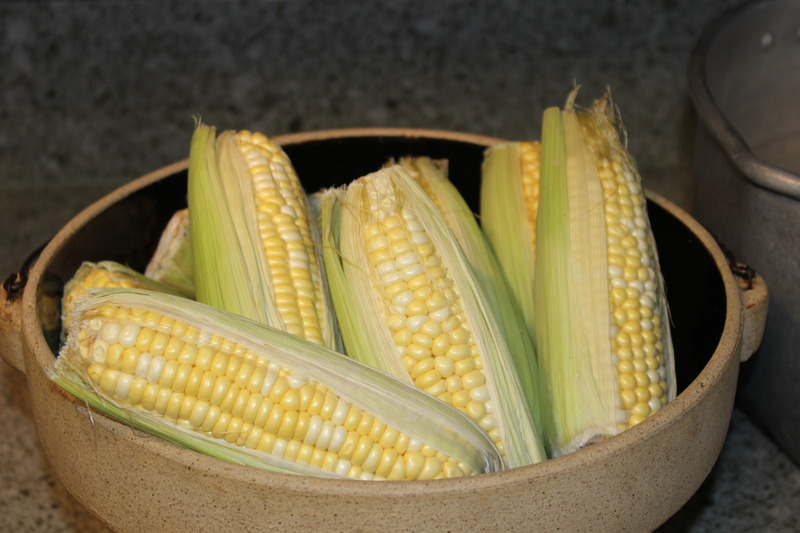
[19, 127, 745, 497]
[687, 0, 800, 200]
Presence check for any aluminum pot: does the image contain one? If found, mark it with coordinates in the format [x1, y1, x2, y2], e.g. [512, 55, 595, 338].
[0, 129, 767, 532]
[688, 0, 800, 464]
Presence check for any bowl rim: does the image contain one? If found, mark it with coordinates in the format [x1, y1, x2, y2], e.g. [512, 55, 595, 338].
[20, 127, 745, 496]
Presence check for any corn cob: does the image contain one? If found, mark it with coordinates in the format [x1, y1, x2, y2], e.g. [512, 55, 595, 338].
[144, 208, 195, 299]
[51, 288, 501, 480]
[480, 141, 541, 333]
[320, 165, 546, 468]
[531, 89, 675, 455]
[61, 261, 182, 336]
[187, 123, 339, 350]
[395, 155, 548, 446]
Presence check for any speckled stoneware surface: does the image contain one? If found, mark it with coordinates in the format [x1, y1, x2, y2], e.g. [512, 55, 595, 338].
[2, 1, 800, 531]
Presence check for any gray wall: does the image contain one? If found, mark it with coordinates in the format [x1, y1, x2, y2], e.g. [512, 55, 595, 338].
[2, 0, 741, 202]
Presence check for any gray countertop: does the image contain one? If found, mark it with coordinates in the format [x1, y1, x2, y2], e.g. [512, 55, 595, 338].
[1, 1, 798, 531]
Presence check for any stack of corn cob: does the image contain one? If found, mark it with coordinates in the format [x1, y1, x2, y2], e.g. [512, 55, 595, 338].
[51, 87, 675, 479]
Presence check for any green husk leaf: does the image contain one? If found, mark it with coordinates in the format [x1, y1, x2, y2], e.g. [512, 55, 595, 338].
[480, 143, 537, 337]
[319, 187, 405, 380]
[188, 125, 275, 325]
[534, 98, 613, 455]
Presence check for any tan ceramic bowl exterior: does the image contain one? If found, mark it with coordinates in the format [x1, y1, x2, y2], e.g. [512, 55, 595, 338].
[1, 129, 766, 532]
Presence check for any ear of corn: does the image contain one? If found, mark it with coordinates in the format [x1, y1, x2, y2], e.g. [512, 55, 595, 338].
[395, 155, 549, 448]
[187, 123, 339, 350]
[532, 89, 675, 456]
[144, 208, 195, 299]
[61, 261, 182, 336]
[50, 288, 502, 480]
[480, 142, 541, 336]
[320, 165, 546, 468]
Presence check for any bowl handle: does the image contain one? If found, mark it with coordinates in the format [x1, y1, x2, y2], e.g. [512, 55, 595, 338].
[1, 275, 26, 373]
[0, 243, 48, 374]
[738, 271, 768, 362]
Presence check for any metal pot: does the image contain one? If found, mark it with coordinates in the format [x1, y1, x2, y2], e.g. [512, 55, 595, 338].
[0, 129, 767, 532]
[688, 0, 800, 464]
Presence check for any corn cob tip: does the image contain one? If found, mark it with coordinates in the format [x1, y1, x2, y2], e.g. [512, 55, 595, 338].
[564, 84, 581, 111]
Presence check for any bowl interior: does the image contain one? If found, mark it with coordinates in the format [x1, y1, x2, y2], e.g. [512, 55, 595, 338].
[37, 135, 726, 394]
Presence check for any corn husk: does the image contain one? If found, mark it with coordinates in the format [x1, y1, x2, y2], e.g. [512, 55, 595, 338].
[320, 165, 547, 468]
[144, 208, 195, 298]
[50, 288, 503, 478]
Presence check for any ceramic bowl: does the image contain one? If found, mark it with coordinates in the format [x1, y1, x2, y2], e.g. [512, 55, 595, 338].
[0, 129, 767, 532]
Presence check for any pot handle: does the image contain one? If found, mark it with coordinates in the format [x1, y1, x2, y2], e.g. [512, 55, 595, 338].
[0, 243, 47, 374]
[1, 279, 26, 374]
[734, 266, 768, 363]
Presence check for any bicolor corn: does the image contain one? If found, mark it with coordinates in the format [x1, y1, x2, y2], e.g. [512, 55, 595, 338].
[482, 89, 675, 455]
[51, 289, 502, 479]
[320, 165, 546, 468]
[188, 124, 339, 349]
